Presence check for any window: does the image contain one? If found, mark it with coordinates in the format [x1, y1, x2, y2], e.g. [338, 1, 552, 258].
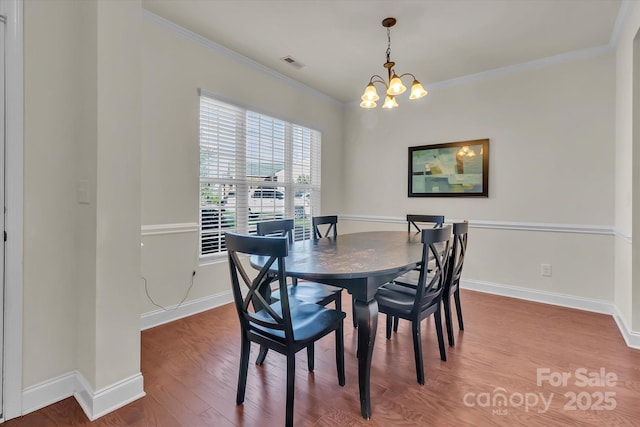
[199, 91, 321, 257]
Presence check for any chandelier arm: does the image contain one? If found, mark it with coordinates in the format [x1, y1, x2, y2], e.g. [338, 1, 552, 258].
[368, 75, 389, 88]
[397, 72, 417, 80]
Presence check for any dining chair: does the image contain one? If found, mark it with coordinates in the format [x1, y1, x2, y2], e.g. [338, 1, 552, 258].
[254, 218, 343, 366]
[226, 231, 345, 427]
[390, 221, 469, 346]
[442, 221, 469, 347]
[390, 214, 446, 331]
[312, 215, 338, 239]
[375, 226, 451, 385]
[406, 214, 445, 232]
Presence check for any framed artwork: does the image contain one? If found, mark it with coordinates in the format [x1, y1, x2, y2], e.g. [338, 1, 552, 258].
[408, 139, 489, 197]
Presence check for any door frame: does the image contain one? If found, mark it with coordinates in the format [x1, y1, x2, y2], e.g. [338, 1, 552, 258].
[3, 0, 23, 420]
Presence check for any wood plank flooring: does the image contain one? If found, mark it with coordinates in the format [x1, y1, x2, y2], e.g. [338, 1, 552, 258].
[5, 290, 640, 426]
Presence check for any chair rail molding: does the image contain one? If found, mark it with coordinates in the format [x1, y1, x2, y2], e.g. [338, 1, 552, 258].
[141, 222, 199, 236]
[339, 214, 617, 237]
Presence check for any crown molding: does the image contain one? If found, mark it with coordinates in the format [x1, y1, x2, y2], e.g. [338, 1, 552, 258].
[610, 0, 636, 46]
[142, 10, 343, 108]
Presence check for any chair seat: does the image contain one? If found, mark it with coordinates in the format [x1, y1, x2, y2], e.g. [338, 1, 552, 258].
[252, 301, 346, 344]
[393, 269, 420, 288]
[271, 281, 342, 306]
[376, 283, 440, 313]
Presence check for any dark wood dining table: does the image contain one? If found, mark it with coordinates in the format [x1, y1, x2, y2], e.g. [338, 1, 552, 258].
[251, 230, 424, 419]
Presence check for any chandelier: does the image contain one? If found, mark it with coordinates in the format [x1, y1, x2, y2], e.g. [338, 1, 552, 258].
[360, 17, 428, 109]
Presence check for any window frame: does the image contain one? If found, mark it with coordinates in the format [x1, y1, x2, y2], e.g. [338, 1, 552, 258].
[198, 90, 321, 261]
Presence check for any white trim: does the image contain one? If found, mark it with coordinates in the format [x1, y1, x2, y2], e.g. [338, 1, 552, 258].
[346, 43, 614, 108]
[74, 372, 145, 421]
[429, 45, 613, 92]
[142, 10, 342, 108]
[611, 306, 640, 349]
[141, 222, 199, 236]
[22, 372, 76, 416]
[141, 290, 233, 330]
[613, 226, 633, 243]
[461, 279, 640, 350]
[143, 4, 627, 111]
[610, 0, 635, 46]
[3, 0, 23, 420]
[339, 214, 617, 236]
[22, 371, 145, 421]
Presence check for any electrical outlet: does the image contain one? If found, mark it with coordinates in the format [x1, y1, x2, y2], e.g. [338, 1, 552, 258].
[541, 264, 552, 277]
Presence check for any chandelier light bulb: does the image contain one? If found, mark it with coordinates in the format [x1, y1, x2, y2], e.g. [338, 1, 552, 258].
[409, 80, 428, 99]
[360, 99, 377, 108]
[361, 83, 380, 102]
[382, 95, 398, 109]
[387, 74, 407, 96]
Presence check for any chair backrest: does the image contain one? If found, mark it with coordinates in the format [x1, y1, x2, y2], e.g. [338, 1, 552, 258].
[226, 231, 294, 341]
[256, 218, 294, 244]
[446, 221, 469, 294]
[412, 226, 451, 313]
[312, 215, 338, 239]
[407, 214, 445, 233]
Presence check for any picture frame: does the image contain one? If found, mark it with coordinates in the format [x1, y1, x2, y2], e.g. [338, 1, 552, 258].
[408, 139, 489, 197]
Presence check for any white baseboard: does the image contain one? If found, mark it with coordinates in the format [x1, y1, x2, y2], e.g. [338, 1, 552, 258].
[75, 372, 145, 421]
[22, 371, 77, 415]
[610, 305, 640, 349]
[461, 279, 640, 349]
[140, 290, 234, 330]
[22, 370, 145, 421]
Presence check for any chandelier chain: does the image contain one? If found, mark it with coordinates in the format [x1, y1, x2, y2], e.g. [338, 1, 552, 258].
[386, 27, 391, 64]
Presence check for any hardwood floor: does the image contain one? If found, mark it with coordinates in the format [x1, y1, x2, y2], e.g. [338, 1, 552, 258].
[5, 290, 640, 426]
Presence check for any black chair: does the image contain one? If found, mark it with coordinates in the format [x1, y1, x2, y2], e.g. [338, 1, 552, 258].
[226, 231, 345, 427]
[255, 219, 343, 366]
[442, 221, 469, 347]
[312, 215, 338, 239]
[391, 214, 445, 330]
[407, 214, 445, 232]
[375, 226, 451, 385]
[390, 221, 469, 347]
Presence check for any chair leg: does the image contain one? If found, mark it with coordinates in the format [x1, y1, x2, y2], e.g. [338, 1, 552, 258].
[411, 321, 425, 385]
[443, 295, 455, 347]
[386, 314, 392, 339]
[336, 322, 345, 386]
[393, 316, 399, 332]
[454, 289, 464, 330]
[285, 353, 296, 427]
[434, 306, 447, 362]
[236, 334, 251, 404]
[352, 298, 357, 328]
[335, 291, 342, 312]
[307, 343, 315, 372]
[255, 345, 269, 365]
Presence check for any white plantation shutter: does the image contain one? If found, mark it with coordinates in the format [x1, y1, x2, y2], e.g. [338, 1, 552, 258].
[199, 91, 321, 256]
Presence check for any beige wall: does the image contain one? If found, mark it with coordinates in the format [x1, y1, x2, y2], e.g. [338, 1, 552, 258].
[139, 16, 344, 313]
[24, 0, 86, 388]
[23, 0, 143, 400]
[343, 52, 616, 301]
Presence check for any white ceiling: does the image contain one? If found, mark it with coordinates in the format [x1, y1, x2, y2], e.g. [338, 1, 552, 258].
[141, 0, 623, 104]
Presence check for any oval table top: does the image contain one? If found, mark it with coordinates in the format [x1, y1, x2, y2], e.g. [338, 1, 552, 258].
[251, 230, 425, 299]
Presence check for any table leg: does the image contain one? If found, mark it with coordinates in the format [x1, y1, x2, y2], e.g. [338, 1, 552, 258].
[353, 297, 378, 419]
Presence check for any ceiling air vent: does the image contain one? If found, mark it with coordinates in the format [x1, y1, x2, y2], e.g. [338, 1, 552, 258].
[281, 56, 305, 70]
